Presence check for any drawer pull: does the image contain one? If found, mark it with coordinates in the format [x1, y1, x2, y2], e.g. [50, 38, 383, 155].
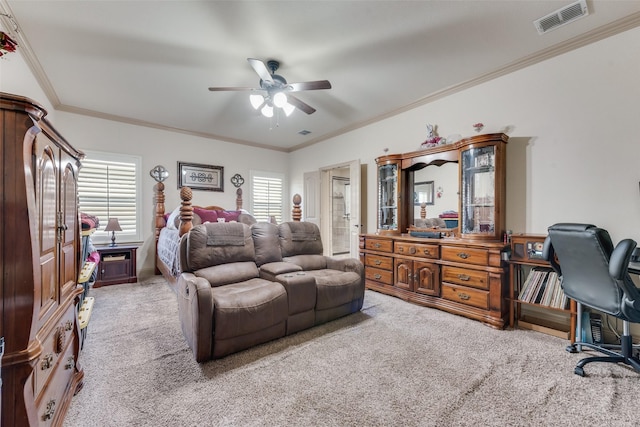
[374, 259, 382, 265]
[64, 320, 73, 331]
[422, 249, 431, 255]
[55, 327, 66, 354]
[65, 356, 75, 370]
[41, 353, 54, 370]
[398, 247, 404, 252]
[374, 243, 381, 248]
[43, 399, 56, 421]
[409, 247, 416, 254]
[457, 252, 469, 259]
[457, 292, 471, 300]
[374, 274, 382, 280]
[457, 274, 470, 281]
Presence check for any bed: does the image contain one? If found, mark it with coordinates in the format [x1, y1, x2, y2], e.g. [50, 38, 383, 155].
[153, 184, 252, 287]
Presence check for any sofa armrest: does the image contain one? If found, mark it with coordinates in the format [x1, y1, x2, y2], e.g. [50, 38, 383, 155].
[177, 272, 214, 363]
[327, 257, 364, 276]
[259, 261, 303, 282]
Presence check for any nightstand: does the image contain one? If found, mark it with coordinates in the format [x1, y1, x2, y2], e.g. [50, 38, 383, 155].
[94, 244, 138, 287]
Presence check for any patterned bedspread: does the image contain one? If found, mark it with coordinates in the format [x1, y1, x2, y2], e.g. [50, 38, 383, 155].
[157, 227, 181, 278]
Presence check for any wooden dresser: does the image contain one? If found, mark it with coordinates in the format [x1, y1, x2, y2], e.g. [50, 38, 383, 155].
[360, 234, 509, 328]
[1, 93, 85, 426]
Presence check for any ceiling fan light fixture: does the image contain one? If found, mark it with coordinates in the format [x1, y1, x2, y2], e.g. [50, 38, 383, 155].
[282, 102, 295, 117]
[273, 92, 288, 108]
[261, 104, 274, 118]
[249, 94, 265, 109]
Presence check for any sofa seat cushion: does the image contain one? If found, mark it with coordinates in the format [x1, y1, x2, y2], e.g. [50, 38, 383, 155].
[194, 261, 259, 287]
[211, 278, 288, 340]
[303, 270, 363, 310]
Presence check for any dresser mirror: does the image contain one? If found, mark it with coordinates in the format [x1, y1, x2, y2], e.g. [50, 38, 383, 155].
[411, 162, 458, 223]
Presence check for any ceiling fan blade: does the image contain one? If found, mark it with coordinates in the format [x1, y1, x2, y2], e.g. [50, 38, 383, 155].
[208, 87, 258, 91]
[247, 58, 273, 84]
[287, 95, 316, 115]
[287, 80, 332, 92]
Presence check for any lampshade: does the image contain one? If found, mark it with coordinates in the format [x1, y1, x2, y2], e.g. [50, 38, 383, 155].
[249, 94, 264, 110]
[282, 102, 295, 117]
[261, 104, 274, 118]
[104, 218, 122, 232]
[273, 92, 287, 108]
[104, 217, 122, 247]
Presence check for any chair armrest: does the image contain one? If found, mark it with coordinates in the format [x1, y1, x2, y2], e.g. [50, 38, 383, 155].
[326, 257, 364, 276]
[609, 238, 636, 280]
[177, 272, 214, 363]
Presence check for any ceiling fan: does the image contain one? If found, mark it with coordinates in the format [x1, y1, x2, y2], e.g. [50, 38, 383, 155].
[208, 58, 331, 116]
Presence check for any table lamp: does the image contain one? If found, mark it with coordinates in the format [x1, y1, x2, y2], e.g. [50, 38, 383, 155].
[104, 218, 122, 247]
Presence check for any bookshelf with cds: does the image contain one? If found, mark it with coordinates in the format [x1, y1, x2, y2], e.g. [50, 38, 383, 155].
[508, 234, 577, 342]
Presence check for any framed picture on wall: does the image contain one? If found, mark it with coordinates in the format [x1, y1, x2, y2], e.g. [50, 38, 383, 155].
[178, 162, 224, 192]
[414, 181, 434, 206]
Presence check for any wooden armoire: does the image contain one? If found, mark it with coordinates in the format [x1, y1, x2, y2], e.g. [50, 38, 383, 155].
[1, 93, 84, 426]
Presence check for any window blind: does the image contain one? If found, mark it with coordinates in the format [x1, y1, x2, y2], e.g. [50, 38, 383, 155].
[78, 154, 140, 242]
[251, 172, 284, 223]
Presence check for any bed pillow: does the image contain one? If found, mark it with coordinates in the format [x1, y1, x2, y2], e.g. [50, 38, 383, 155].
[165, 206, 181, 230]
[218, 210, 241, 222]
[193, 207, 219, 224]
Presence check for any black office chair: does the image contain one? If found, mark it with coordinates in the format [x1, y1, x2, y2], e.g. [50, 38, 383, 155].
[542, 223, 640, 376]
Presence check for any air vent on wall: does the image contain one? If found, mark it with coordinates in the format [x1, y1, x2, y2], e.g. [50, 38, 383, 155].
[534, 0, 589, 35]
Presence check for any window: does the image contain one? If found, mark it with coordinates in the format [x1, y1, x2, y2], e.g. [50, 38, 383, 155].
[250, 171, 284, 223]
[78, 151, 142, 244]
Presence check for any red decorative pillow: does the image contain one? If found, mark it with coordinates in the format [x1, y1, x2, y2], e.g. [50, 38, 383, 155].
[218, 210, 241, 222]
[193, 207, 219, 224]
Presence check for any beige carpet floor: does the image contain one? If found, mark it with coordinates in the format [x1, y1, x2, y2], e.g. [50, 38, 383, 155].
[64, 277, 639, 426]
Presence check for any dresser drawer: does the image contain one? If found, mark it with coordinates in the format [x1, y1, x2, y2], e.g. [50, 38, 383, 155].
[364, 254, 393, 270]
[441, 246, 488, 266]
[365, 267, 394, 285]
[395, 242, 438, 259]
[364, 238, 393, 253]
[35, 306, 76, 397]
[441, 266, 489, 290]
[36, 339, 77, 426]
[441, 283, 489, 310]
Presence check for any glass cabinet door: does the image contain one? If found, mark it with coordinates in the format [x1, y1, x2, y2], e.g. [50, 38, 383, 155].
[461, 145, 498, 239]
[377, 161, 399, 234]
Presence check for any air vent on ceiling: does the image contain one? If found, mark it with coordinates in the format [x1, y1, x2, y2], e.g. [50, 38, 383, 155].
[534, 0, 589, 35]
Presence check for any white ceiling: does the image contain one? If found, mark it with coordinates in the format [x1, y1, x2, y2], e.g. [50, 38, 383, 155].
[3, 1, 640, 152]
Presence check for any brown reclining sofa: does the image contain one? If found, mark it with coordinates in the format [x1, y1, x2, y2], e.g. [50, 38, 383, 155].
[177, 221, 365, 362]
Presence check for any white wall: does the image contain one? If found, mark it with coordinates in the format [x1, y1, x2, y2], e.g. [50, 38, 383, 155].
[290, 25, 640, 246]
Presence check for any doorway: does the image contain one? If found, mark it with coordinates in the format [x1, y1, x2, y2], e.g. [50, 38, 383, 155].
[331, 175, 351, 256]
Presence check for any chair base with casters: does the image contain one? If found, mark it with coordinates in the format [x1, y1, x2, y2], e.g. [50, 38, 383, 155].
[567, 302, 640, 376]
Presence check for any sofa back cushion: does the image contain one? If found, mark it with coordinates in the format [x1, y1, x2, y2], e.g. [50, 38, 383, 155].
[278, 222, 323, 257]
[251, 222, 282, 266]
[183, 222, 255, 272]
